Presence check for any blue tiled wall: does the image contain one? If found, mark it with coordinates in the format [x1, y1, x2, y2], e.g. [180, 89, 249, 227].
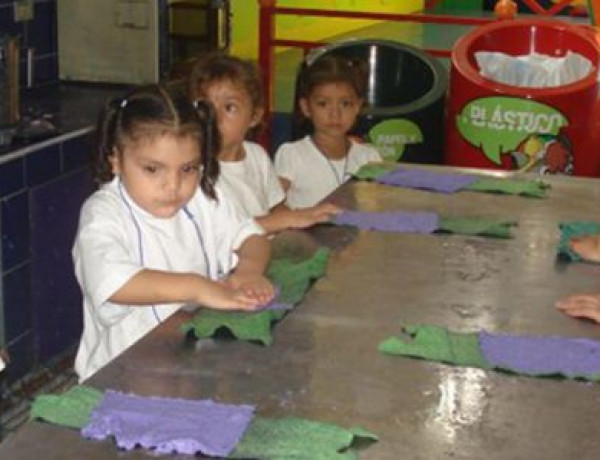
[0, 0, 58, 87]
[0, 132, 94, 382]
[31, 167, 92, 362]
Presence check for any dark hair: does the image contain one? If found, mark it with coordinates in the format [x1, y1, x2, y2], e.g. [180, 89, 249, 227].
[292, 54, 368, 140]
[93, 84, 220, 200]
[187, 52, 264, 139]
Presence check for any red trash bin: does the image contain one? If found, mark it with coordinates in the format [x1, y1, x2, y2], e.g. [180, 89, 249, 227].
[444, 19, 600, 176]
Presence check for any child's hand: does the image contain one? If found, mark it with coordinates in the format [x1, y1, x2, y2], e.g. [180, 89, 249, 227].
[200, 282, 268, 311]
[556, 294, 600, 324]
[224, 273, 275, 307]
[570, 235, 600, 263]
[289, 203, 342, 229]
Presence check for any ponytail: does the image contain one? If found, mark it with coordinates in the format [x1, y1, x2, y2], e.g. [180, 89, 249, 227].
[93, 97, 125, 184]
[193, 99, 220, 201]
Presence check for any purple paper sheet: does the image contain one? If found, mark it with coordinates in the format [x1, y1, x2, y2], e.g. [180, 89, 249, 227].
[334, 210, 439, 234]
[82, 390, 255, 457]
[258, 300, 295, 311]
[479, 332, 600, 378]
[376, 168, 478, 193]
[256, 286, 294, 311]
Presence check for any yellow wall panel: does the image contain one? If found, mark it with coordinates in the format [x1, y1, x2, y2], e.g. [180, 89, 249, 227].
[231, 0, 424, 59]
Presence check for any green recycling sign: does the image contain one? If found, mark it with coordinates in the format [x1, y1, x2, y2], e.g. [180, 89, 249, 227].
[368, 119, 423, 162]
[456, 96, 568, 165]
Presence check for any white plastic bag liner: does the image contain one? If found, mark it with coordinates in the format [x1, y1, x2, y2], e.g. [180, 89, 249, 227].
[475, 50, 595, 88]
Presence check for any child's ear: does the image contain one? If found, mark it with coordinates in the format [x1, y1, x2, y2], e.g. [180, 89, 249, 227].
[109, 149, 121, 175]
[299, 98, 311, 118]
[250, 107, 264, 128]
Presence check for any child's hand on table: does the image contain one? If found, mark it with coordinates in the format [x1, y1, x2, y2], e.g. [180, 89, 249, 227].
[556, 294, 600, 324]
[198, 280, 270, 312]
[289, 202, 342, 229]
[570, 235, 600, 263]
[224, 272, 275, 307]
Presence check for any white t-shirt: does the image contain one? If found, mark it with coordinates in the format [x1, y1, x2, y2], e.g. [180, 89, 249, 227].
[275, 135, 382, 209]
[73, 177, 263, 381]
[218, 141, 285, 218]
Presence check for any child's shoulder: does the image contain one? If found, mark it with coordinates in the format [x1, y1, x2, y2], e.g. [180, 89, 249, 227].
[349, 138, 383, 160]
[82, 181, 119, 208]
[243, 140, 270, 159]
[78, 182, 130, 227]
[275, 136, 312, 156]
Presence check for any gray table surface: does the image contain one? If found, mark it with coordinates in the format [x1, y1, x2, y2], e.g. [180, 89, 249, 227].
[3, 165, 600, 459]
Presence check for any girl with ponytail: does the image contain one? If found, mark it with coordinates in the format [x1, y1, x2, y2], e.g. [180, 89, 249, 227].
[74, 84, 274, 381]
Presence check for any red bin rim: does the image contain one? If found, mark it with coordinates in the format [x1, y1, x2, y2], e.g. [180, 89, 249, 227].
[451, 18, 600, 98]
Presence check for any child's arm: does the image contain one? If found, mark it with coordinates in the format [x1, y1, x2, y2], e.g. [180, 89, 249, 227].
[556, 294, 600, 324]
[570, 235, 600, 262]
[225, 234, 275, 305]
[256, 202, 341, 234]
[109, 270, 264, 311]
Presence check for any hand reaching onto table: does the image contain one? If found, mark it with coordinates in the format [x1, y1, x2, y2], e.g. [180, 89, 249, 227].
[570, 235, 600, 263]
[557, 294, 600, 324]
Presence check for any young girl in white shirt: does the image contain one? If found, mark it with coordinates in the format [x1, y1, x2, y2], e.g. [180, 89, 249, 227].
[188, 52, 339, 233]
[275, 55, 382, 209]
[73, 85, 274, 381]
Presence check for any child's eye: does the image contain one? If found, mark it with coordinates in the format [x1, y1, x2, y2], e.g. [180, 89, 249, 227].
[225, 103, 238, 113]
[182, 164, 199, 174]
[143, 165, 158, 174]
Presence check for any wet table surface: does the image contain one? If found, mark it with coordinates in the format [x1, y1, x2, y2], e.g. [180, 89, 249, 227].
[3, 165, 600, 459]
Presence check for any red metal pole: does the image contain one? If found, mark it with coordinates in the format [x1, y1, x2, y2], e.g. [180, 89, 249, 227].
[520, 0, 579, 15]
[271, 7, 493, 26]
[258, 0, 276, 151]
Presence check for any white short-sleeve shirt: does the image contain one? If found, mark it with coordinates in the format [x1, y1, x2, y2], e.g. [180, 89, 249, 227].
[274, 135, 382, 209]
[73, 177, 263, 381]
[218, 141, 285, 218]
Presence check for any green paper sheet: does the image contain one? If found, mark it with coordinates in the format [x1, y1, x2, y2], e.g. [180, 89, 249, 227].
[30, 385, 103, 429]
[267, 247, 330, 304]
[557, 221, 600, 262]
[181, 248, 331, 344]
[352, 162, 396, 181]
[230, 417, 378, 460]
[465, 178, 549, 198]
[31, 387, 379, 460]
[438, 217, 517, 239]
[353, 164, 549, 199]
[378, 324, 491, 369]
[181, 309, 286, 345]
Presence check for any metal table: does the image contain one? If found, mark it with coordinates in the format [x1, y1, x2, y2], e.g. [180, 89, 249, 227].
[3, 166, 600, 459]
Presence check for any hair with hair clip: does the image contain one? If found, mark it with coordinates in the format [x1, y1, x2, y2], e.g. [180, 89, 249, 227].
[292, 54, 369, 140]
[187, 52, 264, 140]
[93, 84, 221, 200]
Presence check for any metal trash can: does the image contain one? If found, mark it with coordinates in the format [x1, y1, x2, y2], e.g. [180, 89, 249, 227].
[297, 39, 448, 164]
[444, 19, 600, 176]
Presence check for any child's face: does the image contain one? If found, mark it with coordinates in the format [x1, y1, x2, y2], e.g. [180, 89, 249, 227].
[300, 82, 362, 140]
[110, 134, 201, 218]
[200, 79, 262, 156]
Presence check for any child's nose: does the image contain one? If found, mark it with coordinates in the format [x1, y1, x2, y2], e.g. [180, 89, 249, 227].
[164, 172, 181, 194]
[216, 106, 228, 124]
